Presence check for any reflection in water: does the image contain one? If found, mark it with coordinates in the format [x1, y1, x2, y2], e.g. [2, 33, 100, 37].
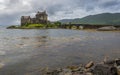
[0, 29, 120, 75]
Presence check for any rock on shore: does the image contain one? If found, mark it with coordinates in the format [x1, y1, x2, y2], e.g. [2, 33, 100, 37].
[40, 58, 120, 75]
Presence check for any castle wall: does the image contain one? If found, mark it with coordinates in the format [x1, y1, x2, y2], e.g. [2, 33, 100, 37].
[21, 11, 48, 26]
[21, 16, 31, 26]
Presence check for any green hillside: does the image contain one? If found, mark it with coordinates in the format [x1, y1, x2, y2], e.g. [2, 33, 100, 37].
[59, 13, 120, 25]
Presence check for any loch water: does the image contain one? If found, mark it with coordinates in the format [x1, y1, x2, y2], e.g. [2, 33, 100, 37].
[0, 27, 120, 75]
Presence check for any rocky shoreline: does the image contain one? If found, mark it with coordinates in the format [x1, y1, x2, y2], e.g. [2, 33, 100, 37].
[39, 58, 120, 75]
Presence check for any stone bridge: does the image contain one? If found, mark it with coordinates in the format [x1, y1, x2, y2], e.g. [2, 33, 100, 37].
[59, 24, 120, 29]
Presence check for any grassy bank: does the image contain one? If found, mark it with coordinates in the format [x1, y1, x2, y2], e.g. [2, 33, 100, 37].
[7, 22, 61, 29]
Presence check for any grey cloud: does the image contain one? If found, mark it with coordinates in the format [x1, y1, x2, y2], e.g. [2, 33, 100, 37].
[0, 13, 21, 25]
[86, 6, 94, 12]
[0, 0, 120, 25]
[100, 0, 120, 8]
[64, 11, 73, 15]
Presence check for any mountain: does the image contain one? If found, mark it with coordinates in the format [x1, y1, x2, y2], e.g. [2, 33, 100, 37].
[59, 13, 120, 25]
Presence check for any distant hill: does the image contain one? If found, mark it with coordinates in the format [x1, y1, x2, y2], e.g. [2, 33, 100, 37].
[59, 13, 120, 25]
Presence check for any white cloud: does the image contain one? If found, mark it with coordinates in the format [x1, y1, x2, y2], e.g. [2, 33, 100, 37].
[0, 0, 4, 3]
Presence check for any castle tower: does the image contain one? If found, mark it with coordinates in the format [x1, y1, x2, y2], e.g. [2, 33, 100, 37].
[36, 11, 48, 21]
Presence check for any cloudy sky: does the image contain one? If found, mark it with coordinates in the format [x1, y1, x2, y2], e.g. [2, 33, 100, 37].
[0, 0, 120, 25]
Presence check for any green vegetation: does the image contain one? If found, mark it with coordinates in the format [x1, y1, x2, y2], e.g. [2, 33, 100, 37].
[7, 21, 61, 29]
[7, 25, 20, 29]
[46, 21, 61, 28]
[21, 24, 45, 29]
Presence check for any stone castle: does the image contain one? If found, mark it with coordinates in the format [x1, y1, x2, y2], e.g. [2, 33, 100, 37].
[21, 11, 48, 26]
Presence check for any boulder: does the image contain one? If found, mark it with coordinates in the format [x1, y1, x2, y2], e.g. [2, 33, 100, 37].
[59, 69, 72, 75]
[86, 72, 93, 75]
[67, 65, 82, 72]
[93, 64, 118, 75]
[117, 66, 120, 75]
[85, 61, 94, 69]
[115, 58, 120, 66]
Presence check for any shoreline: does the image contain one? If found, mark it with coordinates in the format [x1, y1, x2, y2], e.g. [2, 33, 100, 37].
[1, 58, 119, 75]
[6, 27, 120, 32]
[6, 25, 120, 31]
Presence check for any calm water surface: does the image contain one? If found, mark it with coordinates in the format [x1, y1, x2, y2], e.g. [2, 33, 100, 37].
[0, 27, 120, 75]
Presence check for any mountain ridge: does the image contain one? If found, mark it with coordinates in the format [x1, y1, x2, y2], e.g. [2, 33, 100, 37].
[59, 13, 120, 25]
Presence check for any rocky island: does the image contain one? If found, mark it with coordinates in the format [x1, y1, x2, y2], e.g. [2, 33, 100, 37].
[7, 11, 61, 29]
